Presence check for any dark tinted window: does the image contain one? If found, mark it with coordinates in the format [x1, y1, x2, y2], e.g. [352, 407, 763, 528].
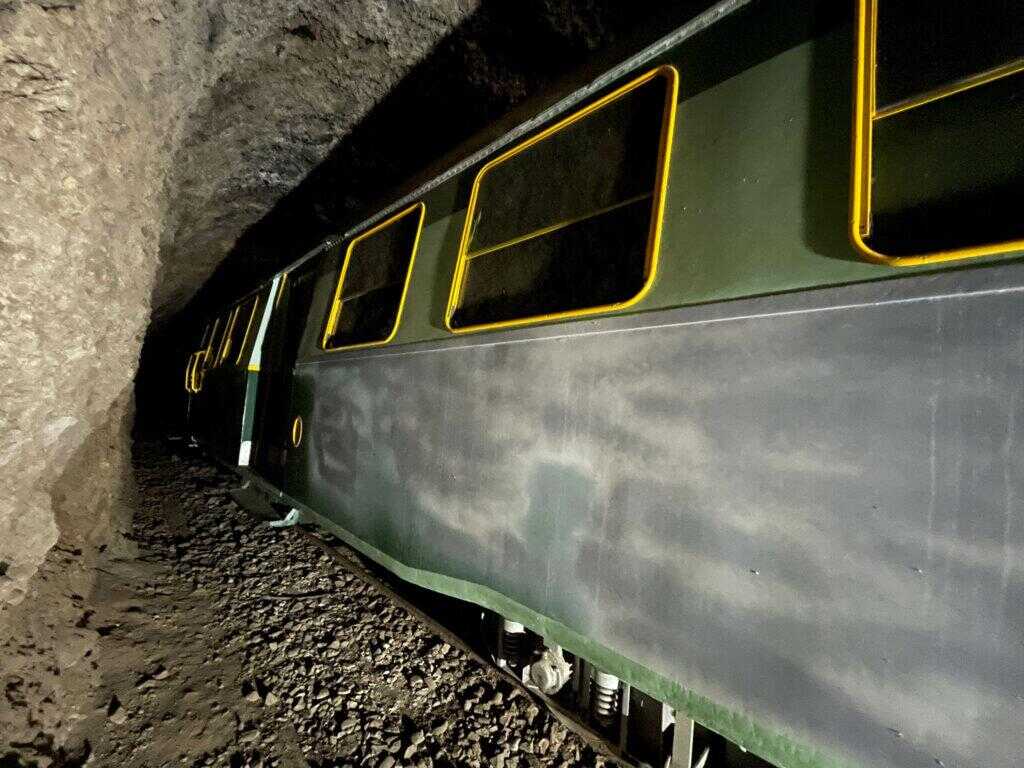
[322, 204, 424, 350]
[449, 67, 676, 331]
[217, 304, 243, 366]
[870, 72, 1024, 256]
[858, 0, 1024, 258]
[203, 314, 226, 368]
[232, 294, 261, 366]
[876, 0, 1024, 109]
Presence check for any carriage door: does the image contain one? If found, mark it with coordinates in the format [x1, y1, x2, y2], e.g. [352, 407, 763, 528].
[250, 260, 319, 489]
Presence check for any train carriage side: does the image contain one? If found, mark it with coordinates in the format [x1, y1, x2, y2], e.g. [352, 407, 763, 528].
[247, 252, 342, 487]
[184, 310, 229, 446]
[184, 284, 275, 466]
[184, 2, 1024, 768]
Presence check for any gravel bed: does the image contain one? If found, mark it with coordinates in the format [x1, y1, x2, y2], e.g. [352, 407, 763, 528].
[55, 440, 608, 768]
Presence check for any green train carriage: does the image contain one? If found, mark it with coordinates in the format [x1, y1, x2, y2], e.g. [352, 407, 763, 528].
[182, 2, 1024, 767]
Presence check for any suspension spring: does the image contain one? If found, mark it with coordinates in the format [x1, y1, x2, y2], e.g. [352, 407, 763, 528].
[591, 670, 621, 723]
[500, 619, 526, 667]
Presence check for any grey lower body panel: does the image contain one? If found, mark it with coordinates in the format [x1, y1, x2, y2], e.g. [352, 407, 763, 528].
[287, 264, 1024, 768]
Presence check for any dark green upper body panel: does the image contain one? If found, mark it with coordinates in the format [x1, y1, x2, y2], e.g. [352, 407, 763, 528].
[285, 0, 1019, 364]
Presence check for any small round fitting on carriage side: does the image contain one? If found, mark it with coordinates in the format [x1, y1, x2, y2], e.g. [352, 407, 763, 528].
[291, 416, 303, 447]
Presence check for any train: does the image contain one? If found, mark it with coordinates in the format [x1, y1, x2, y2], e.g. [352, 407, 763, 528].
[180, 2, 1024, 767]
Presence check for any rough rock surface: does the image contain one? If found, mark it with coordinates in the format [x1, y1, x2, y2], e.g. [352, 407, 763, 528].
[1, 0, 170, 605]
[2, 440, 607, 767]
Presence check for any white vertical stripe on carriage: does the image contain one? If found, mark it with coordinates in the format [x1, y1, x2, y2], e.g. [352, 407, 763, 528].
[238, 274, 283, 466]
[246, 275, 281, 373]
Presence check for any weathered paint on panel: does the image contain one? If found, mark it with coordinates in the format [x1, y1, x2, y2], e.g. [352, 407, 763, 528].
[282, 263, 1024, 768]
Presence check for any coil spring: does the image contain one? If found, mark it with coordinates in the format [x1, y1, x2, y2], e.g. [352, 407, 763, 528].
[591, 675, 620, 722]
[501, 628, 523, 666]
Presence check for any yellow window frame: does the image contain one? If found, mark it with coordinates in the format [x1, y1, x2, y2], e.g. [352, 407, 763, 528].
[320, 202, 426, 352]
[215, 305, 242, 366]
[188, 351, 208, 393]
[850, 0, 1024, 266]
[185, 322, 214, 393]
[202, 316, 222, 370]
[184, 351, 197, 393]
[275, 272, 288, 309]
[235, 295, 262, 366]
[444, 64, 679, 335]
